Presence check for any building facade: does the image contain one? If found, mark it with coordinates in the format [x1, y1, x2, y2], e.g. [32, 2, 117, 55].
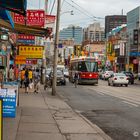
[59, 25, 83, 45]
[83, 22, 105, 42]
[127, 6, 140, 73]
[106, 25, 127, 72]
[105, 15, 127, 38]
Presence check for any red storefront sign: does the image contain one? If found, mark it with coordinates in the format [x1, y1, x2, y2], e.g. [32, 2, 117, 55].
[26, 59, 37, 65]
[18, 34, 35, 40]
[14, 10, 45, 27]
[45, 15, 56, 24]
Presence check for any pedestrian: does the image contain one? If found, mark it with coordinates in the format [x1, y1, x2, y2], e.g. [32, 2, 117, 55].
[24, 77, 30, 94]
[29, 69, 33, 83]
[24, 69, 29, 93]
[9, 67, 14, 81]
[34, 76, 40, 93]
[20, 68, 25, 88]
[74, 71, 79, 88]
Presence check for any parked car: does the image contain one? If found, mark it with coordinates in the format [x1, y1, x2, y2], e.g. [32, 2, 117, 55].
[101, 71, 114, 80]
[63, 68, 69, 78]
[108, 73, 129, 87]
[121, 71, 134, 84]
[45, 68, 52, 79]
[50, 70, 66, 86]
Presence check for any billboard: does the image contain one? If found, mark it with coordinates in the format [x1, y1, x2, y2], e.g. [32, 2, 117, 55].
[17, 34, 35, 45]
[18, 45, 44, 59]
[15, 55, 26, 64]
[14, 10, 45, 27]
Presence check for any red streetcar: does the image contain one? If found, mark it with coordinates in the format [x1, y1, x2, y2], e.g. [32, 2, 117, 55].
[69, 57, 99, 85]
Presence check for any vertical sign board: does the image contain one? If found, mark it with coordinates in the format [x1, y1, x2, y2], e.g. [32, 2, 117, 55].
[0, 99, 2, 140]
[0, 89, 16, 117]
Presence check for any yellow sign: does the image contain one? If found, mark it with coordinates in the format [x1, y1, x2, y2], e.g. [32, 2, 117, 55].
[18, 45, 44, 59]
[0, 99, 2, 140]
[15, 55, 26, 64]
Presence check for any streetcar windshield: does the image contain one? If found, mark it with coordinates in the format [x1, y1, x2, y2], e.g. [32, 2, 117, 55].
[78, 61, 98, 72]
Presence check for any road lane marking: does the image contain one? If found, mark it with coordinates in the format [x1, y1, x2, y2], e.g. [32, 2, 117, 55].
[122, 101, 139, 107]
[97, 92, 105, 95]
[86, 87, 140, 105]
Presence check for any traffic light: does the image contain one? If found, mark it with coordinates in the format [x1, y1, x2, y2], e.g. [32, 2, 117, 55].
[133, 29, 139, 45]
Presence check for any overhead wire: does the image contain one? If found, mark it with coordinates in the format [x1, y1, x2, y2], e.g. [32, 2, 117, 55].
[70, 0, 104, 19]
[64, 0, 104, 20]
[64, 0, 93, 19]
[49, 0, 56, 14]
[61, 0, 66, 10]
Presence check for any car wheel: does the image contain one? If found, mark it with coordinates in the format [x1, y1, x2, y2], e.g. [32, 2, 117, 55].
[121, 84, 122, 86]
[125, 84, 128, 87]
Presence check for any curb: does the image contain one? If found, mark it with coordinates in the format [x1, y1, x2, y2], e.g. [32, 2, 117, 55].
[57, 90, 112, 140]
[77, 113, 112, 140]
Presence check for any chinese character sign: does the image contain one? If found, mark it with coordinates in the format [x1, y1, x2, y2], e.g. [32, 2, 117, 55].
[14, 10, 45, 27]
[45, 15, 56, 24]
[18, 45, 44, 59]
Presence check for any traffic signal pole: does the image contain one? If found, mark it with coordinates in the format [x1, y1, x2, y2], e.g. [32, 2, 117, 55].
[52, 0, 61, 96]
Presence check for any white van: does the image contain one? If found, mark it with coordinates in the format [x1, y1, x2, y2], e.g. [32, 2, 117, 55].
[57, 65, 65, 71]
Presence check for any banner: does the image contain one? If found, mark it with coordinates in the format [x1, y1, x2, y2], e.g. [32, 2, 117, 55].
[18, 45, 44, 59]
[18, 34, 35, 40]
[45, 15, 56, 24]
[14, 10, 45, 27]
[15, 55, 26, 64]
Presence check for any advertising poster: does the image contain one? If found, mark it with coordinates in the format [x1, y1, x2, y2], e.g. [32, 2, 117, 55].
[0, 88, 16, 118]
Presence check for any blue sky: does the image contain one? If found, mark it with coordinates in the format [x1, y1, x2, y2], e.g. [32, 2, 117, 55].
[27, 0, 140, 28]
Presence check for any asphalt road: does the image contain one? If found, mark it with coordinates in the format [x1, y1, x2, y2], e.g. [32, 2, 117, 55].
[57, 79, 140, 140]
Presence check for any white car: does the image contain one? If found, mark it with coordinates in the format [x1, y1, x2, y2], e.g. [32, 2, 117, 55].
[108, 73, 129, 87]
[102, 71, 114, 80]
[63, 69, 69, 78]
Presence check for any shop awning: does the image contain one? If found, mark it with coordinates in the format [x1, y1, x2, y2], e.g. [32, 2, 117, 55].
[0, 0, 27, 16]
[0, 9, 14, 28]
[0, 18, 52, 37]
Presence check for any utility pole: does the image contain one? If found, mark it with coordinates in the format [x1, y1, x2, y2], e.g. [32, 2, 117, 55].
[52, 0, 61, 96]
[41, 0, 48, 84]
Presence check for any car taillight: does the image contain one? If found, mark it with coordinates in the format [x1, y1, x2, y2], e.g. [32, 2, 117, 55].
[126, 77, 129, 80]
[114, 77, 117, 80]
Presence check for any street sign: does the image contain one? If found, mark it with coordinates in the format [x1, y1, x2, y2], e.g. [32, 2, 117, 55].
[0, 99, 2, 140]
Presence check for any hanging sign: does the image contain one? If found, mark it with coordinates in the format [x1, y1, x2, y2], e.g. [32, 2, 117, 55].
[18, 45, 44, 59]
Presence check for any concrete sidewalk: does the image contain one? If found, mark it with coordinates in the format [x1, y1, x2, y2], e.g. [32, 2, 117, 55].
[3, 86, 112, 140]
